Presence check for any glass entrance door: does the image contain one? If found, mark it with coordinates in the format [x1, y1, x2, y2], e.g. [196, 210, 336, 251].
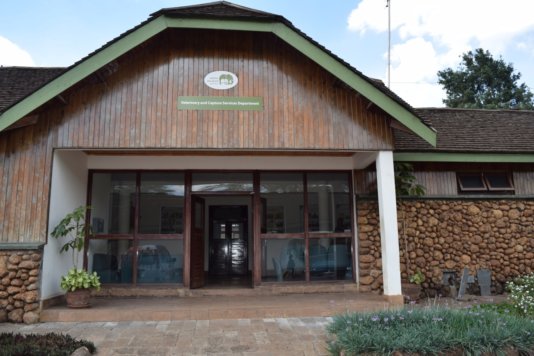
[209, 206, 248, 277]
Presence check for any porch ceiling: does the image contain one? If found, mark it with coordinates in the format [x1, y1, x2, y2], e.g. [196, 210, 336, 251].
[83, 151, 372, 170]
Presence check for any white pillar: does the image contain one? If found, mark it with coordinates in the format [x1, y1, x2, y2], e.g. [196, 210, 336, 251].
[375, 151, 402, 301]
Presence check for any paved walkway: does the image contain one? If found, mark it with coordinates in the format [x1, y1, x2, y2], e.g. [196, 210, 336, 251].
[0, 317, 332, 355]
[41, 292, 392, 322]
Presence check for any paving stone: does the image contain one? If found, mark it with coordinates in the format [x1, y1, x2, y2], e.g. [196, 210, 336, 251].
[0, 317, 330, 355]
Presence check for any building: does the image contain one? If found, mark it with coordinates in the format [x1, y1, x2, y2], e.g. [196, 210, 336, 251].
[0, 2, 533, 323]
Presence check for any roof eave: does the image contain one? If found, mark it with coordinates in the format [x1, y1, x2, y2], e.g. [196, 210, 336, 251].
[0, 14, 436, 147]
[394, 151, 534, 163]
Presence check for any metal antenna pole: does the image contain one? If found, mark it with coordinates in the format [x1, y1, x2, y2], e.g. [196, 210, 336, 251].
[387, 0, 391, 88]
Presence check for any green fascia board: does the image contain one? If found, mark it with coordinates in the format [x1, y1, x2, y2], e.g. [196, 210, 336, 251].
[0, 17, 168, 132]
[394, 152, 534, 163]
[0, 16, 437, 147]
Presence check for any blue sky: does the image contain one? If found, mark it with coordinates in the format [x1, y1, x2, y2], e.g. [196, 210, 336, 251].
[2, 0, 534, 108]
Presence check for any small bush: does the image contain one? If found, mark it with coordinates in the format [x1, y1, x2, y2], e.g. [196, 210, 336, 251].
[0, 332, 96, 356]
[327, 307, 534, 355]
[507, 272, 534, 316]
[477, 301, 523, 316]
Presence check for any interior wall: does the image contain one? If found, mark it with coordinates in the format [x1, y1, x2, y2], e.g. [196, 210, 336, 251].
[41, 150, 88, 300]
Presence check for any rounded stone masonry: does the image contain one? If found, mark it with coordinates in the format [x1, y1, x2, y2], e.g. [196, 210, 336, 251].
[0, 249, 42, 323]
[357, 200, 534, 296]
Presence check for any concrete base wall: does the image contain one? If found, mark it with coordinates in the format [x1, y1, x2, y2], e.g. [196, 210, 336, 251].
[357, 199, 534, 295]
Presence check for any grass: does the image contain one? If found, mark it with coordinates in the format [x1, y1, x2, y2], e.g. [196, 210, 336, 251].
[327, 307, 534, 355]
[0, 332, 96, 356]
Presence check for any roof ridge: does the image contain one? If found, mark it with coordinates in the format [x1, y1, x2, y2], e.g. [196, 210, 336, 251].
[150, 1, 280, 19]
[416, 107, 534, 113]
[0, 66, 66, 70]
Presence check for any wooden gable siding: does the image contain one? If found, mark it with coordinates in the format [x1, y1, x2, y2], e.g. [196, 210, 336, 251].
[41, 29, 394, 151]
[0, 122, 52, 243]
[0, 29, 394, 244]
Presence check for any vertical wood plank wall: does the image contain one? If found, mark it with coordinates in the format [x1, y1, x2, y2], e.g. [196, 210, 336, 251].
[514, 172, 534, 196]
[354, 170, 457, 196]
[413, 171, 457, 196]
[0, 29, 394, 243]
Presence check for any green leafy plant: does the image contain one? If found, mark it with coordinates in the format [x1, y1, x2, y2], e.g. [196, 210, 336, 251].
[60, 268, 101, 292]
[409, 269, 426, 285]
[51, 206, 100, 292]
[507, 272, 534, 316]
[0, 332, 96, 356]
[394, 163, 425, 287]
[394, 162, 426, 197]
[327, 307, 534, 355]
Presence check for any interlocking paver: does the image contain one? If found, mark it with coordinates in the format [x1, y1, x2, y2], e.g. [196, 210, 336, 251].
[0, 317, 330, 355]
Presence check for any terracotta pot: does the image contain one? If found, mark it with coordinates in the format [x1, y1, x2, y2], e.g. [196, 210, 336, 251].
[65, 288, 92, 308]
[402, 282, 422, 303]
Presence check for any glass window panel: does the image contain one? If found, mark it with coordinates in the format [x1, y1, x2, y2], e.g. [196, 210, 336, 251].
[231, 223, 242, 239]
[309, 238, 353, 281]
[260, 173, 304, 233]
[89, 239, 133, 284]
[91, 173, 136, 234]
[192, 173, 253, 192]
[485, 173, 513, 190]
[261, 239, 305, 282]
[137, 240, 183, 284]
[213, 221, 226, 239]
[458, 174, 486, 190]
[139, 173, 184, 234]
[307, 173, 351, 233]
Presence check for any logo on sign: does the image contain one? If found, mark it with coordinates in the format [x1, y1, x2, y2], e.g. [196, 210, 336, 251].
[204, 71, 238, 90]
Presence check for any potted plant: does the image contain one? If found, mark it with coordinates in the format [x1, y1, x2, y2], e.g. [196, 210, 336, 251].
[402, 269, 425, 302]
[51, 206, 101, 308]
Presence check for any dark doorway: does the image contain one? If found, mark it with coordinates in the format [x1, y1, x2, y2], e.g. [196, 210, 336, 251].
[208, 205, 248, 280]
[190, 196, 205, 289]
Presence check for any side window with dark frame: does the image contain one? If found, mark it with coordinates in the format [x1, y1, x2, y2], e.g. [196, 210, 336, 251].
[457, 172, 514, 194]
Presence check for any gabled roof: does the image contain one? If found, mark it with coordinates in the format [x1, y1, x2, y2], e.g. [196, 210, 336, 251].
[0, 67, 65, 113]
[0, 1, 436, 146]
[151, 1, 282, 20]
[393, 108, 534, 160]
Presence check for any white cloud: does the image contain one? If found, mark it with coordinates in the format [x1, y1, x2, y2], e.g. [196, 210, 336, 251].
[388, 38, 446, 107]
[347, 0, 534, 107]
[0, 36, 34, 66]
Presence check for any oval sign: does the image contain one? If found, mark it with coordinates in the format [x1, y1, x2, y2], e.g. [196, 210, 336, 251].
[204, 71, 238, 90]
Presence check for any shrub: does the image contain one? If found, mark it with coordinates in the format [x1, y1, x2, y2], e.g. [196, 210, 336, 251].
[476, 301, 522, 316]
[327, 307, 534, 355]
[507, 272, 534, 316]
[0, 332, 96, 356]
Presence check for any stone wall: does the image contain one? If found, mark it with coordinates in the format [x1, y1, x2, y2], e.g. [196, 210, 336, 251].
[357, 200, 534, 295]
[0, 249, 42, 323]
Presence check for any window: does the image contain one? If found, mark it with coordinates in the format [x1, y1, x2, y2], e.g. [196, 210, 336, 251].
[485, 173, 514, 191]
[260, 172, 353, 283]
[457, 172, 514, 193]
[307, 173, 351, 233]
[88, 172, 185, 285]
[260, 173, 304, 233]
[192, 172, 253, 192]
